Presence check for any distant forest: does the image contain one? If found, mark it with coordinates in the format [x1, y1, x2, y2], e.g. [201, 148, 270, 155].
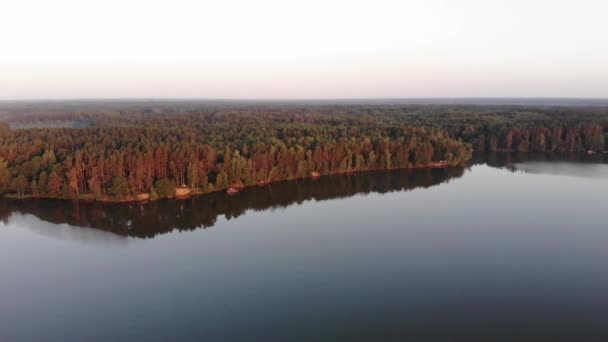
[0, 101, 606, 201]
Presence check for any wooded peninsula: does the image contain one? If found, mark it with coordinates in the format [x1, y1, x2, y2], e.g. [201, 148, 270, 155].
[0, 101, 606, 201]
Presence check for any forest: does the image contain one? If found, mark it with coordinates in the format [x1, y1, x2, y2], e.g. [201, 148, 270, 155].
[0, 101, 606, 201]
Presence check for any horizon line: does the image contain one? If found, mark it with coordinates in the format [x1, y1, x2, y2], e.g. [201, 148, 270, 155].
[2, 96, 608, 102]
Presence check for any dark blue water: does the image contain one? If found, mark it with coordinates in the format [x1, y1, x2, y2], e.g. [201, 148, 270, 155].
[1, 153, 608, 341]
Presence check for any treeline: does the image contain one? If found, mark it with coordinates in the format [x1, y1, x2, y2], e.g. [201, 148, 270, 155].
[0, 167, 463, 238]
[462, 120, 605, 152]
[0, 109, 472, 201]
[391, 106, 608, 152]
[0, 102, 606, 201]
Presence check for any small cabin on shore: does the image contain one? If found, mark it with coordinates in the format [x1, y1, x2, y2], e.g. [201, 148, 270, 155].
[227, 187, 239, 195]
[311, 171, 321, 178]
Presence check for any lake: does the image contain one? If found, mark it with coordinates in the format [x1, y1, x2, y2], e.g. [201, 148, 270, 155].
[1, 153, 608, 341]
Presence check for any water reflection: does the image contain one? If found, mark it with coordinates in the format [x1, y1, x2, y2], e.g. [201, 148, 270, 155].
[0, 167, 466, 238]
[478, 151, 608, 170]
[1, 152, 605, 239]
[3, 214, 129, 246]
[478, 152, 608, 180]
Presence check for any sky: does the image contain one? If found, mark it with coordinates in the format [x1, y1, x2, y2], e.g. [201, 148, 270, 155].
[0, 0, 607, 100]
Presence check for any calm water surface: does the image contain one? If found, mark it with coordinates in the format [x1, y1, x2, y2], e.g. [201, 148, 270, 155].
[1, 153, 608, 341]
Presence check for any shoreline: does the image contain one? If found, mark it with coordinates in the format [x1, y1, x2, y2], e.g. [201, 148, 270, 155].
[2, 160, 463, 204]
[4, 150, 607, 204]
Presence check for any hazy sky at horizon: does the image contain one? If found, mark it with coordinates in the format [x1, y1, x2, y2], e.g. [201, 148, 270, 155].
[1, 0, 607, 99]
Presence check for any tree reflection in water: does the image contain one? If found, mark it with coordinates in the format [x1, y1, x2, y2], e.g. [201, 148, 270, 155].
[1, 151, 605, 238]
[0, 167, 466, 238]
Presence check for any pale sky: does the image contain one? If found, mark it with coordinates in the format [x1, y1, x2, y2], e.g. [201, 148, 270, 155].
[1, 0, 607, 99]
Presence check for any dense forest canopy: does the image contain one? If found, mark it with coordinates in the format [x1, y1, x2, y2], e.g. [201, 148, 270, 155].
[0, 101, 606, 201]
